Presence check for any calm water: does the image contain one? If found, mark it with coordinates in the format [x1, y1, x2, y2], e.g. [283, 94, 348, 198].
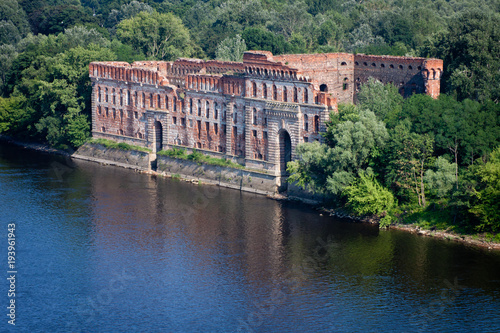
[1, 142, 500, 332]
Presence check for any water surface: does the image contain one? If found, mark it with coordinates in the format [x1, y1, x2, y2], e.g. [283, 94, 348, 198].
[0, 142, 499, 332]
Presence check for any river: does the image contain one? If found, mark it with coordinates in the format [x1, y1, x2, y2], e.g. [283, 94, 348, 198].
[0, 141, 499, 332]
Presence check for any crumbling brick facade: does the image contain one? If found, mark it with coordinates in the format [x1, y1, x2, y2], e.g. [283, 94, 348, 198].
[89, 51, 442, 177]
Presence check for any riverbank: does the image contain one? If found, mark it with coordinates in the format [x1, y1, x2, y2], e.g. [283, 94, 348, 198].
[1, 135, 498, 251]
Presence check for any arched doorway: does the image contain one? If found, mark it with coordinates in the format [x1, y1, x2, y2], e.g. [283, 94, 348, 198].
[278, 129, 292, 176]
[154, 121, 163, 152]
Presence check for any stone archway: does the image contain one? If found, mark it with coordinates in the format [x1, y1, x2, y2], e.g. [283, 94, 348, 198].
[278, 129, 292, 176]
[154, 121, 163, 152]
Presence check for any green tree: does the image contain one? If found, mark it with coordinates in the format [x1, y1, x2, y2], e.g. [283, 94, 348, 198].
[435, 11, 500, 102]
[117, 10, 196, 60]
[356, 77, 403, 125]
[215, 34, 247, 62]
[343, 171, 395, 216]
[0, 0, 30, 44]
[384, 122, 434, 206]
[470, 147, 500, 232]
[424, 156, 457, 199]
[289, 109, 388, 195]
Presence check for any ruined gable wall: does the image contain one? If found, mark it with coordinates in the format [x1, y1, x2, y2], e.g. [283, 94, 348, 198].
[273, 53, 355, 104]
[353, 54, 443, 99]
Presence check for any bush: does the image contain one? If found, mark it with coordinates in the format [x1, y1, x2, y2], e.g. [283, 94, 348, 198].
[89, 138, 151, 152]
[343, 172, 396, 216]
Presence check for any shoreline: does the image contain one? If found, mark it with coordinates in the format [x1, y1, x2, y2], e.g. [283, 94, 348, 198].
[1, 135, 499, 252]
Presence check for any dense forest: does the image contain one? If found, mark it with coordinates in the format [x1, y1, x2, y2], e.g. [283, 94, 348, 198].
[0, 0, 499, 233]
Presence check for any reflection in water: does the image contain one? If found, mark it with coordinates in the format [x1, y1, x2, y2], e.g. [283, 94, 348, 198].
[1, 141, 500, 332]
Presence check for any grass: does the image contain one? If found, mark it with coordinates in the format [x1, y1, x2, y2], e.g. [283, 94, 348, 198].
[158, 148, 245, 169]
[88, 138, 151, 153]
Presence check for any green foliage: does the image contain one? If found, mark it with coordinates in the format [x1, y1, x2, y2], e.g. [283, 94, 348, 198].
[158, 147, 188, 158]
[343, 171, 395, 216]
[356, 77, 403, 124]
[289, 109, 388, 195]
[215, 34, 247, 62]
[242, 27, 294, 55]
[159, 148, 244, 169]
[470, 147, 500, 232]
[424, 156, 457, 198]
[434, 11, 500, 102]
[116, 10, 197, 60]
[383, 122, 434, 206]
[89, 138, 151, 152]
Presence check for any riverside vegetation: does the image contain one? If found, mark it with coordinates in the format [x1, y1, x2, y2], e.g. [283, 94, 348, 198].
[0, 0, 498, 237]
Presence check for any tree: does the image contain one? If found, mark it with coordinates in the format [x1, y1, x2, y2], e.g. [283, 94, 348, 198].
[106, 0, 153, 34]
[356, 77, 403, 124]
[343, 171, 395, 216]
[215, 34, 247, 62]
[435, 11, 500, 102]
[384, 122, 434, 206]
[288, 109, 388, 196]
[470, 147, 500, 232]
[117, 11, 196, 60]
[0, 0, 30, 44]
[424, 156, 457, 199]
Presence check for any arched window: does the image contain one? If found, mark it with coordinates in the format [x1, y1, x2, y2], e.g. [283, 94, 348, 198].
[127, 90, 131, 105]
[252, 82, 257, 97]
[283, 86, 287, 102]
[304, 114, 308, 131]
[189, 99, 193, 114]
[304, 88, 309, 103]
[173, 97, 177, 112]
[105, 88, 108, 102]
[134, 91, 138, 107]
[142, 92, 145, 108]
[120, 89, 123, 106]
[263, 83, 267, 99]
[165, 96, 169, 110]
[206, 100, 210, 118]
[253, 108, 257, 125]
[320, 84, 328, 92]
[97, 86, 101, 102]
[294, 87, 298, 103]
[157, 95, 161, 108]
[314, 115, 319, 133]
[198, 100, 202, 116]
[112, 89, 116, 104]
[343, 78, 348, 91]
[150, 93, 153, 107]
[214, 102, 218, 119]
[273, 85, 277, 100]
[233, 105, 237, 123]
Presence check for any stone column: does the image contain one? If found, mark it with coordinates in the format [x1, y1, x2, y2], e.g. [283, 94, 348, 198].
[225, 103, 234, 156]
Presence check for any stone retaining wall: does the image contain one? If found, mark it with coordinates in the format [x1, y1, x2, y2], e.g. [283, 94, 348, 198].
[157, 155, 278, 195]
[74, 143, 152, 170]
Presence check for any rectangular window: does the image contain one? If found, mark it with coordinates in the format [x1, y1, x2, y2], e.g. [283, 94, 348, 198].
[263, 131, 268, 139]
[172, 116, 177, 125]
[134, 111, 138, 119]
[214, 123, 218, 135]
[252, 130, 257, 137]
[181, 117, 186, 127]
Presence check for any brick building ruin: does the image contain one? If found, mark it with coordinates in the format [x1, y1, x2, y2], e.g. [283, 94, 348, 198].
[89, 51, 443, 178]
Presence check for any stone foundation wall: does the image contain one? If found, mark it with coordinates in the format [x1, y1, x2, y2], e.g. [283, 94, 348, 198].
[157, 155, 278, 195]
[74, 142, 152, 170]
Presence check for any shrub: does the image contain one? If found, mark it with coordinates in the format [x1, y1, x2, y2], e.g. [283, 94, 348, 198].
[343, 172, 396, 216]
